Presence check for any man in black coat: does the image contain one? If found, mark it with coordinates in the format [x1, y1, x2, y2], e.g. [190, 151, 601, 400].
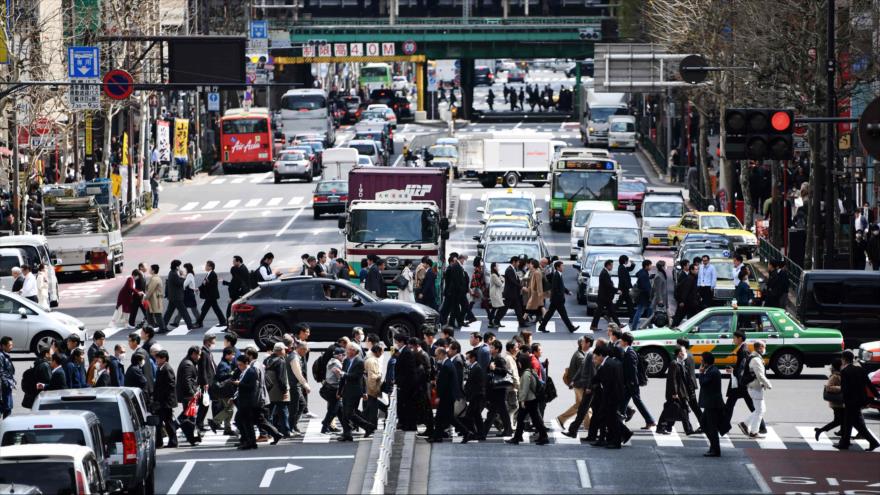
[233, 355, 259, 449]
[196, 261, 226, 327]
[154, 350, 178, 448]
[442, 255, 468, 328]
[615, 255, 636, 316]
[46, 354, 68, 391]
[430, 347, 471, 442]
[834, 350, 880, 450]
[224, 256, 251, 318]
[499, 256, 527, 327]
[462, 349, 486, 442]
[336, 344, 375, 441]
[672, 264, 701, 326]
[723, 331, 763, 434]
[394, 334, 419, 431]
[127, 333, 154, 404]
[539, 260, 579, 333]
[196, 335, 218, 432]
[124, 354, 148, 391]
[763, 260, 790, 309]
[594, 346, 630, 448]
[163, 260, 194, 329]
[676, 338, 701, 425]
[364, 256, 384, 297]
[176, 346, 202, 445]
[591, 260, 620, 330]
[699, 352, 726, 457]
[620, 333, 656, 428]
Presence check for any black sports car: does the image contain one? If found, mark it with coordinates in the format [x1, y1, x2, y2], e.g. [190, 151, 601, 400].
[229, 276, 439, 350]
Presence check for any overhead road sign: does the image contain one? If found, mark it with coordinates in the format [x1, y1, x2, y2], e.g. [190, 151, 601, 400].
[274, 54, 425, 67]
[593, 43, 709, 93]
[68, 46, 100, 78]
[103, 69, 134, 100]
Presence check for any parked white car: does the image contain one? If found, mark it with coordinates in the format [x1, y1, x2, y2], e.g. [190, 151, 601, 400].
[0, 289, 87, 353]
[0, 444, 121, 494]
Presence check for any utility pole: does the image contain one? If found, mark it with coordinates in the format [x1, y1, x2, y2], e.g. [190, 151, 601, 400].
[823, 0, 837, 268]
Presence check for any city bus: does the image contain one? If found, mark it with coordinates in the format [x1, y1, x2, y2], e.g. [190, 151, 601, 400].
[549, 148, 621, 230]
[279, 88, 336, 146]
[219, 107, 274, 173]
[359, 63, 392, 92]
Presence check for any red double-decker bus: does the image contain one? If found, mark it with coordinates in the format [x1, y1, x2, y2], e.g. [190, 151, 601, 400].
[219, 107, 274, 173]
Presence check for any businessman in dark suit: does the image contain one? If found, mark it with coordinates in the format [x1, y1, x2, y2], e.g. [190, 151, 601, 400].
[394, 334, 419, 431]
[591, 259, 621, 330]
[224, 256, 251, 318]
[47, 354, 68, 391]
[364, 257, 385, 298]
[595, 346, 630, 449]
[442, 255, 468, 328]
[336, 344, 376, 441]
[196, 261, 226, 327]
[196, 335, 218, 432]
[430, 347, 471, 442]
[163, 259, 194, 329]
[154, 350, 178, 448]
[699, 352, 726, 457]
[233, 355, 259, 449]
[615, 255, 636, 315]
[539, 260, 579, 333]
[462, 349, 486, 442]
[176, 346, 202, 445]
[498, 256, 528, 327]
[834, 350, 880, 451]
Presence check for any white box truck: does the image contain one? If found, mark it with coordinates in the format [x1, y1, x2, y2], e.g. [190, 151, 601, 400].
[321, 147, 360, 180]
[459, 138, 555, 188]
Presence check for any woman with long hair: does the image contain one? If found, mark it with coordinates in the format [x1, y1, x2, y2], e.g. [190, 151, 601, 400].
[468, 256, 487, 324]
[173, 263, 201, 327]
[398, 260, 415, 303]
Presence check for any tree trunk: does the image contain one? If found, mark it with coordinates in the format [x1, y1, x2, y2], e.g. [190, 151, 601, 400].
[697, 108, 711, 202]
[740, 160, 753, 229]
[804, 127, 823, 270]
[770, 160, 784, 249]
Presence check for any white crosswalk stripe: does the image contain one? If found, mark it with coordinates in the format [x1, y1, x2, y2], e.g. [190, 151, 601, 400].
[266, 197, 283, 206]
[288, 197, 303, 205]
[166, 325, 191, 336]
[231, 177, 246, 184]
[180, 202, 199, 211]
[652, 428, 683, 447]
[210, 178, 227, 185]
[797, 426, 835, 451]
[245, 198, 262, 208]
[756, 426, 786, 449]
[201, 200, 220, 210]
[459, 193, 472, 202]
[223, 199, 241, 209]
[302, 418, 329, 444]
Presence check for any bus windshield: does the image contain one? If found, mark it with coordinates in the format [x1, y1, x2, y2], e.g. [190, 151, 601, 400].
[552, 171, 617, 202]
[349, 209, 436, 244]
[281, 94, 326, 111]
[361, 66, 390, 79]
[222, 118, 268, 134]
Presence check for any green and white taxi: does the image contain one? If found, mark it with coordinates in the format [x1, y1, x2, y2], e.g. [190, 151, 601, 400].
[631, 306, 843, 378]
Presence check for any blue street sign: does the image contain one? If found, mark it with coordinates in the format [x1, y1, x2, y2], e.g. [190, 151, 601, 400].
[250, 20, 268, 39]
[68, 46, 100, 78]
[207, 92, 220, 112]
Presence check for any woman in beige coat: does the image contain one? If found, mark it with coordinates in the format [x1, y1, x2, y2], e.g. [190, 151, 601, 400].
[144, 264, 166, 330]
[525, 259, 544, 320]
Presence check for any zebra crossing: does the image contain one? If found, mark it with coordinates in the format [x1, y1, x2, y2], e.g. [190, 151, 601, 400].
[172, 195, 308, 214]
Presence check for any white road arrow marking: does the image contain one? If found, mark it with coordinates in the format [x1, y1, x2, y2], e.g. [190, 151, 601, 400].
[259, 463, 302, 488]
[149, 236, 171, 243]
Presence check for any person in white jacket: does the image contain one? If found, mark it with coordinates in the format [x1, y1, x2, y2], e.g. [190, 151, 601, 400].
[487, 262, 505, 328]
[739, 340, 772, 438]
[398, 261, 415, 303]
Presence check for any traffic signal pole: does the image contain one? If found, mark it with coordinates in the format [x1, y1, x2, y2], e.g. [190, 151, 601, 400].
[823, 0, 836, 269]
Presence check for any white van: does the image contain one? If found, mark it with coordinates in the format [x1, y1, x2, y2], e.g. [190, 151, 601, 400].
[0, 444, 120, 494]
[608, 115, 637, 150]
[0, 235, 59, 306]
[579, 211, 643, 261]
[0, 410, 109, 481]
[569, 201, 615, 259]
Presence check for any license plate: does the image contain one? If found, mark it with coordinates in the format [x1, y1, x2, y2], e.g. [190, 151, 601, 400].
[649, 238, 661, 245]
[328, 196, 340, 202]
[258, 153, 268, 159]
[626, 205, 636, 211]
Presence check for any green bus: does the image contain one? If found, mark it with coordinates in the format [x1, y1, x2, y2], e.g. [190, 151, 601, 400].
[549, 150, 621, 230]
[359, 63, 392, 92]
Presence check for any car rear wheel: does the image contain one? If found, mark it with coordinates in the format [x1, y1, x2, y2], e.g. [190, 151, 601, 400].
[274, 174, 281, 184]
[31, 331, 62, 354]
[382, 318, 414, 345]
[770, 349, 804, 378]
[313, 209, 321, 219]
[304, 173, 313, 183]
[255, 318, 287, 351]
[639, 347, 669, 377]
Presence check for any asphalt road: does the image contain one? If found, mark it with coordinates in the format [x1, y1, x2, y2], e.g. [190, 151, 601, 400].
[5, 102, 879, 494]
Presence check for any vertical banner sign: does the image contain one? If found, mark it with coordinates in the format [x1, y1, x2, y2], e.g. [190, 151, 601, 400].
[173, 119, 189, 159]
[156, 120, 171, 162]
[111, 173, 122, 197]
[85, 113, 93, 156]
[0, 0, 8, 64]
[121, 132, 129, 166]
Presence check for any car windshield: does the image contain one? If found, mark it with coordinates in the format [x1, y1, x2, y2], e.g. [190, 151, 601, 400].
[2, 429, 87, 447]
[0, 248, 27, 276]
[590, 107, 628, 123]
[357, 157, 372, 165]
[348, 209, 437, 243]
[484, 243, 541, 263]
[701, 215, 743, 230]
[711, 262, 757, 281]
[279, 153, 305, 161]
[587, 227, 640, 246]
[572, 210, 595, 227]
[486, 198, 532, 213]
[610, 121, 635, 132]
[316, 181, 346, 193]
[39, 401, 122, 445]
[361, 111, 385, 120]
[552, 172, 617, 201]
[0, 461, 76, 494]
[644, 201, 684, 218]
[619, 181, 646, 193]
[486, 220, 530, 230]
[351, 144, 376, 156]
[429, 146, 457, 158]
[281, 94, 326, 111]
[303, 141, 324, 151]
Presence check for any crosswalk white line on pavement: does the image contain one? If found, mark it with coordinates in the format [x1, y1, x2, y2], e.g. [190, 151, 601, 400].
[719, 435, 736, 449]
[797, 426, 835, 451]
[100, 327, 129, 339]
[166, 325, 191, 336]
[205, 325, 227, 335]
[223, 199, 241, 209]
[201, 200, 220, 210]
[756, 427, 786, 449]
[231, 177, 246, 184]
[266, 197, 283, 207]
[211, 178, 227, 185]
[302, 418, 329, 444]
[249, 173, 270, 183]
[552, 425, 580, 445]
[652, 428, 684, 447]
[245, 198, 262, 208]
[180, 202, 199, 211]
[288, 197, 303, 205]
[459, 193, 472, 202]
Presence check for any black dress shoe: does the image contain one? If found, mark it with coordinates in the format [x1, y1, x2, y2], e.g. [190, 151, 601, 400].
[535, 436, 550, 445]
[622, 430, 633, 444]
[625, 408, 636, 422]
[337, 435, 354, 442]
[561, 431, 577, 439]
[569, 326, 580, 333]
[208, 420, 220, 434]
[703, 451, 721, 457]
[832, 443, 850, 450]
[867, 442, 880, 452]
[581, 436, 596, 443]
[605, 443, 622, 449]
[505, 437, 522, 445]
[591, 440, 608, 447]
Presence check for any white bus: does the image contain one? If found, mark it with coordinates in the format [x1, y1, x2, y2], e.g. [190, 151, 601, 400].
[278, 88, 336, 146]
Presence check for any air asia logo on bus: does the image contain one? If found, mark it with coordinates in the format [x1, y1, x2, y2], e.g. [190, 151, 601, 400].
[230, 136, 261, 155]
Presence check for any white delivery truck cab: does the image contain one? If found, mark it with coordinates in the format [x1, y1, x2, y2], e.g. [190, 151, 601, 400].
[321, 147, 360, 180]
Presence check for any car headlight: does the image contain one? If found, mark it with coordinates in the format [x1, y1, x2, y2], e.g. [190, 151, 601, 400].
[747, 237, 757, 245]
[589, 127, 595, 132]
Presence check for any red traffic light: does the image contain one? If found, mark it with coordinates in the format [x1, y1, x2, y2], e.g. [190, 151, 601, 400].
[771, 111, 792, 132]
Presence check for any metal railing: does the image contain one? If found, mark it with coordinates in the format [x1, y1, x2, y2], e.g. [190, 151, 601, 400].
[757, 238, 803, 296]
[370, 388, 398, 495]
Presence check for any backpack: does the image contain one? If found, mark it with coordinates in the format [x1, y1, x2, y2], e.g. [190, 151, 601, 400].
[740, 356, 757, 387]
[249, 269, 261, 290]
[312, 352, 330, 382]
[637, 352, 649, 387]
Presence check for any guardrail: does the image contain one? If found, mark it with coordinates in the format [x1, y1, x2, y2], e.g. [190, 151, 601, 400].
[370, 388, 398, 495]
[757, 238, 803, 296]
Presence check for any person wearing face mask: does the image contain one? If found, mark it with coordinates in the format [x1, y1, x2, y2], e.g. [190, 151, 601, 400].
[107, 344, 126, 387]
[92, 355, 112, 387]
[656, 346, 694, 435]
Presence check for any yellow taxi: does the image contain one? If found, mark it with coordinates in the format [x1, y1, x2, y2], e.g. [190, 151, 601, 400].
[667, 211, 758, 256]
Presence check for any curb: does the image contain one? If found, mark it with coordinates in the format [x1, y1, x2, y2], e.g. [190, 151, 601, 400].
[636, 142, 667, 182]
[394, 432, 417, 495]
